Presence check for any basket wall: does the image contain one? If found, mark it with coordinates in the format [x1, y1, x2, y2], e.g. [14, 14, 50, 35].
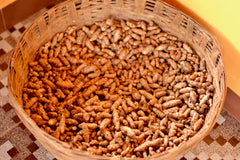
[8, 0, 226, 159]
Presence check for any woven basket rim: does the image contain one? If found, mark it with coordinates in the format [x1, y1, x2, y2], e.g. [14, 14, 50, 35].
[8, 0, 226, 159]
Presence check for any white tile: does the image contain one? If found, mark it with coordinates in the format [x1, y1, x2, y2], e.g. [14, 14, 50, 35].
[24, 22, 32, 29]
[223, 154, 235, 160]
[11, 30, 22, 41]
[197, 152, 209, 160]
[236, 154, 240, 160]
[0, 40, 13, 53]
[8, 98, 13, 106]
[14, 22, 23, 30]
[33, 145, 48, 160]
[0, 95, 8, 106]
[0, 87, 9, 97]
[35, 140, 41, 147]
[210, 153, 221, 160]
[184, 151, 196, 160]
[216, 114, 226, 125]
[0, 140, 13, 160]
[46, 152, 55, 160]
[1, 77, 8, 86]
[0, 31, 10, 39]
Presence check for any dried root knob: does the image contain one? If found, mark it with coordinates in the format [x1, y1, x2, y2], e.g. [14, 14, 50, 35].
[190, 91, 198, 103]
[169, 123, 177, 137]
[199, 93, 210, 105]
[121, 126, 136, 139]
[162, 99, 182, 109]
[87, 123, 98, 130]
[66, 118, 78, 125]
[113, 29, 121, 42]
[73, 81, 84, 94]
[31, 114, 46, 126]
[56, 78, 74, 88]
[155, 90, 167, 98]
[107, 143, 120, 151]
[179, 87, 194, 94]
[102, 49, 115, 57]
[84, 95, 99, 106]
[153, 108, 165, 119]
[139, 90, 155, 100]
[95, 78, 108, 86]
[59, 114, 66, 134]
[111, 97, 122, 109]
[140, 78, 150, 90]
[39, 58, 51, 71]
[156, 44, 168, 51]
[174, 82, 187, 90]
[79, 123, 90, 143]
[48, 57, 63, 67]
[142, 45, 154, 55]
[81, 65, 98, 74]
[100, 118, 111, 130]
[99, 140, 109, 146]
[103, 130, 113, 141]
[112, 109, 120, 130]
[132, 91, 141, 100]
[121, 146, 131, 156]
[25, 97, 38, 109]
[83, 85, 98, 97]
[132, 28, 146, 35]
[134, 138, 162, 152]
[180, 61, 193, 74]
[193, 118, 204, 131]
[48, 119, 57, 126]
[38, 103, 49, 120]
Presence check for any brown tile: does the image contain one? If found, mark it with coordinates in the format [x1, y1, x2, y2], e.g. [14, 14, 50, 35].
[19, 123, 26, 129]
[5, 35, 17, 47]
[2, 103, 12, 112]
[213, 123, 219, 129]
[29, 134, 36, 141]
[8, 26, 16, 33]
[216, 136, 227, 146]
[25, 154, 38, 160]
[180, 157, 187, 160]
[228, 137, 239, 147]
[27, 142, 39, 153]
[18, 26, 26, 33]
[0, 62, 8, 70]
[12, 115, 20, 123]
[7, 146, 19, 158]
[203, 135, 214, 145]
[0, 48, 6, 57]
[0, 81, 4, 89]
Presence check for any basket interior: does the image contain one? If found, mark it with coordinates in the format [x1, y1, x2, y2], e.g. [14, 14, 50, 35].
[8, 0, 226, 159]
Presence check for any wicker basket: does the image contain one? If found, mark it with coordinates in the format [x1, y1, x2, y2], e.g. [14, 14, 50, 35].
[8, 0, 226, 159]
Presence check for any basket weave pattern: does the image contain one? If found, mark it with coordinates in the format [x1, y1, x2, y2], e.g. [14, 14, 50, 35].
[8, 0, 226, 159]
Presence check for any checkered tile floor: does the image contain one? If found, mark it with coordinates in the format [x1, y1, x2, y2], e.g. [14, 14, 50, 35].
[0, 8, 240, 160]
